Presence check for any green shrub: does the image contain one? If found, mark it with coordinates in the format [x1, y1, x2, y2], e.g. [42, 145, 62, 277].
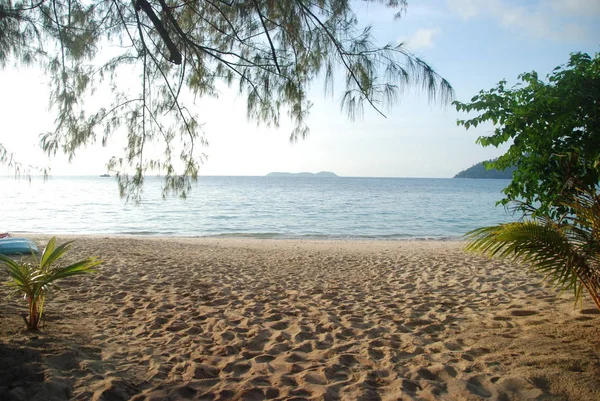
[0, 237, 102, 330]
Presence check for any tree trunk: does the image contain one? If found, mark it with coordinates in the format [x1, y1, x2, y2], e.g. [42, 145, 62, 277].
[28, 298, 40, 330]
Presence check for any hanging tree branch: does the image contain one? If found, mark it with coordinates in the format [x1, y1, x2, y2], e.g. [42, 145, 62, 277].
[2, 0, 453, 198]
[134, 0, 182, 64]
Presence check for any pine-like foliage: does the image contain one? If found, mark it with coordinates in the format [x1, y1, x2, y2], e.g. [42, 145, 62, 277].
[0, 0, 453, 199]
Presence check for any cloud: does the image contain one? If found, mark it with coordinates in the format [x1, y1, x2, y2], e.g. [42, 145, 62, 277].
[452, 0, 483, 20]
[448, 0, 598, 41]
[400, 28, 442, 50]
[550, 0, 600, 16]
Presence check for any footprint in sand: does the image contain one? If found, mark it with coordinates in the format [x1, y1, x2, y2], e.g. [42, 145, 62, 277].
[285, 352, 305, 363]
[254, 354, 275, 363]
[510, 310, 538, 317]
[293, 342, 314, 353]
[367, 348, 385, 361]
[417, 367, 438, 381]
[302, 371, 327, 385]
[249, 376, 272, 386]
[466, 376, 492, 398]
[269, 321, 289, 330]
[149, 316, 169, 329]
[222, 361, 251, 377]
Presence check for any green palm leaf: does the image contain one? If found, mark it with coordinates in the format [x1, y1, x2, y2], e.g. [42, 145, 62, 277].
[465, 189, 600, 311]
[40, 239, 75, 271]
[47, 258, 102, 281]
[0, 237, 102, 330]
[39, 236, 57, 268]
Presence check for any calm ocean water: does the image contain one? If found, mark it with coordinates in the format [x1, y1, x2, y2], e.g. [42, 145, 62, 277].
[1, 176, 517, 240]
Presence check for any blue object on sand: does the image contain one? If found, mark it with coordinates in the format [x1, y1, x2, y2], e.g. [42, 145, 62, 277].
[0, 238, 39, 255]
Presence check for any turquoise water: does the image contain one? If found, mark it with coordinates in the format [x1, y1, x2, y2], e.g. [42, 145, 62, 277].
[1, 176, 517, 239]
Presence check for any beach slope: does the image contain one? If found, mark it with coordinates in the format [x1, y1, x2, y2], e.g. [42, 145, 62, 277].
[1, 236, 598, 400]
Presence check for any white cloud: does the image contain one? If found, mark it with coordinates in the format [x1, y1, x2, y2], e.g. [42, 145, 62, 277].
[551, 0, 600, 16]
[447, 0, 597, 41]
[452, 0, 484, 19]
[402, 28, 442, 50]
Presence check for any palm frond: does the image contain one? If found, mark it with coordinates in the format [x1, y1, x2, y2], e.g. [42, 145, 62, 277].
[466, 221, 579, 292]
[39, 236, 57, 268]
[48, 257, 102, 281]
[465, 189, 600, 310]
[40, 240, 75, 270]
[0, 236, 102, 330]
[0, 254, 20, 269]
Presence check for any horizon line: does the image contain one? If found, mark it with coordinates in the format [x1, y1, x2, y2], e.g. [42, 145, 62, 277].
[1, 173, 476, 180]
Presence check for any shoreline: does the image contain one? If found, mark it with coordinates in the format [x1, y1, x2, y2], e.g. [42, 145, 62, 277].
[6, 232, 466, 242]
[1, 236, 598, 400]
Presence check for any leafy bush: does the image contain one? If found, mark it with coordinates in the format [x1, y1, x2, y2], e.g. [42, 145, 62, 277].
[454, 52, 600, 218]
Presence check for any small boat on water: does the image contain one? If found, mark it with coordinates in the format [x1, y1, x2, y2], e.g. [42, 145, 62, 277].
[100, 174, 110, 177]
[0, 238, 39, 255]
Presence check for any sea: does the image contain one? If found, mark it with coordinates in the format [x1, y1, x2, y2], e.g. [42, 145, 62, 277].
[0, 176, 518, 240]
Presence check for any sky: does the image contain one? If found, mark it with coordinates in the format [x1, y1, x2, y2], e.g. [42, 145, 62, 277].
[1, 0, 599, 178]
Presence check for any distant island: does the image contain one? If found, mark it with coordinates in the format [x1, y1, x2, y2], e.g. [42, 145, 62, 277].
[454, 160, 515, 179]
[266, 171, 339, 178]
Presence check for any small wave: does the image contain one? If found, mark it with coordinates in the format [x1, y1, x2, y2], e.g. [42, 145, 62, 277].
[205, 232, 284, 239]
[117, 230, 165, 236]
[195, 232, 463, 241]
[6, 229, 464, 241]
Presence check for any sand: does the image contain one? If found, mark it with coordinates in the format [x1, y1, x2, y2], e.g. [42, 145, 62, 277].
[0, 235, 598, 401]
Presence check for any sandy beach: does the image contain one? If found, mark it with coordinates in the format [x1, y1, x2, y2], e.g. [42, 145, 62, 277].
[0, 235, 598, 400]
